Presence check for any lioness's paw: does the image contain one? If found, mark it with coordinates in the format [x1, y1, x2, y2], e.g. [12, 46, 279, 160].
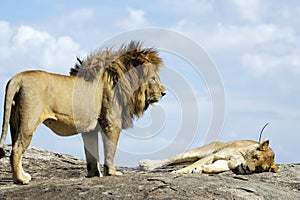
[192, 166, 204, 174]
[172, 168, 192, 174]
[139, 159, 157, 171]
[114, 170, 123, 176]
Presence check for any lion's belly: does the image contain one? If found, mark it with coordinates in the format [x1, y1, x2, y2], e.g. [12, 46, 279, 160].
[43, 117, 98, 136]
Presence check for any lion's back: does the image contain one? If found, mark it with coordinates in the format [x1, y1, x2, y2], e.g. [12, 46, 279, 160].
[10, 70, 76, 112]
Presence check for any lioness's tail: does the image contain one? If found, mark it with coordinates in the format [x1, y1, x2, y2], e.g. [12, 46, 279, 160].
[0, 75, 22, 159]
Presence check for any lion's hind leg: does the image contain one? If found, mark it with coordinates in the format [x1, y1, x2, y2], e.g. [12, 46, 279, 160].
[10, 125, 34, 184]
[10, 97, 43, 184]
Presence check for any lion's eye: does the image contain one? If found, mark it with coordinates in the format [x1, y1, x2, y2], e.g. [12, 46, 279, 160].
[150, 77, 156, 83]
[253, 155, 259, 160]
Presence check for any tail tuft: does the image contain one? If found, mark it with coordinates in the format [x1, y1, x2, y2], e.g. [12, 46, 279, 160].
[0, 147, 5, 159]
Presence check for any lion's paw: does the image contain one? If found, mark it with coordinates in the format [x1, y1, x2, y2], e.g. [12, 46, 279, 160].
[14, 172, 31, 185]
[104, 167, 123, 176]
[87, 169, 103, 178]
[107, 170, 123, 176]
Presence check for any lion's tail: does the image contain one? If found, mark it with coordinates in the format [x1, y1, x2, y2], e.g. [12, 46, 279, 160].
[0, 75, 22, 159]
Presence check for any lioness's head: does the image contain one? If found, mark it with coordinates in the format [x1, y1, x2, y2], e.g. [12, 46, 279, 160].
[236, 139, 278, 174]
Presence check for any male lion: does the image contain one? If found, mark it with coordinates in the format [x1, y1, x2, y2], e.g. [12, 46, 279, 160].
[0, 41, 166, 184]
[139, 139, 278, 174]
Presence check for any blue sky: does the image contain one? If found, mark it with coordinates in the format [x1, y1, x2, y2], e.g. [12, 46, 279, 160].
[1, 0, 300, 166]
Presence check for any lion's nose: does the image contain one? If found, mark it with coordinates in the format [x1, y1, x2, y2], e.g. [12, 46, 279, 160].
[161, 91, 166, 97]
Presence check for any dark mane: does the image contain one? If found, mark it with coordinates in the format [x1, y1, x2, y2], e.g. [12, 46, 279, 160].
[70, 41, 163, 129]
[70, 41, 162, 82]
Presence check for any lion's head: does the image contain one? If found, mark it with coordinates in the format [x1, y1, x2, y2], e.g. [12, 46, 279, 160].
[235, 140, 278, 174]
[70, 41, 166, 129]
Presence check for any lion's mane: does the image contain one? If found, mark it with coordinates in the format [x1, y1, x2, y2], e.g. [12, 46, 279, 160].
[70, 41, 163, 129]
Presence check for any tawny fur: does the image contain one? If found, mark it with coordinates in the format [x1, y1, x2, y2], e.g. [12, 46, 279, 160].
[0, 41, 166, 184]
[139, 140, 278, 174]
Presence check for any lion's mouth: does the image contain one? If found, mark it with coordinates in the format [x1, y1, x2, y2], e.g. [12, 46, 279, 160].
[149, 99, 158, 103]
[148, 99, 159, 106]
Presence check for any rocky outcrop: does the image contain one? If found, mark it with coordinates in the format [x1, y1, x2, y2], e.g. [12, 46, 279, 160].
[0, 145, 299, 199]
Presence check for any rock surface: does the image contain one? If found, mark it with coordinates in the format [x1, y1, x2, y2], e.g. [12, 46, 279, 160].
[0, 145, 299, 200]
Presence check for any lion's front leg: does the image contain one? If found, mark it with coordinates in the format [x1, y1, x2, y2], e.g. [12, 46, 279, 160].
[82, 130, 102, 177]
[101, 123, 123, 176]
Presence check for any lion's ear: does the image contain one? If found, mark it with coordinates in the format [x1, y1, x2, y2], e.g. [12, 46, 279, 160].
[258, 139, 269, 151]
[270, 164, 279, 173]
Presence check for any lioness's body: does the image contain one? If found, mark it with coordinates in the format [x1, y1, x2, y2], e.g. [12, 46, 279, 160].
[139, 140, 278, 174]
[0, 42, 166, 184]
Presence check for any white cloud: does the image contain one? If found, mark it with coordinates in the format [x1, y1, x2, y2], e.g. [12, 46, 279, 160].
[208, 23, 295, 51]
[231, 0, 261, 23]
[117, 8, 147, 29]
[157, 0, 213, 16]
[12, 25, 56, 50]
[173, 20, 299, 78]
[174, 22, 292, 51]
[0, 22, 86, 75]
[242, 53, 300, 77]
[227, 97, 300, 120]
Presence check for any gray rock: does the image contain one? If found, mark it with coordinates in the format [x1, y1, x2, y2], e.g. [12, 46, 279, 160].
[0, 145, 299, 199]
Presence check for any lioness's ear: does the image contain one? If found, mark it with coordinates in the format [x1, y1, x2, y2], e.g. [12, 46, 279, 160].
[259, 139, 269, 151]
[270, 164, 279, 173]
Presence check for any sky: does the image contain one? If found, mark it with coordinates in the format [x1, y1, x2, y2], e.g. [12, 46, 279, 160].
[0, 0, 300, 166]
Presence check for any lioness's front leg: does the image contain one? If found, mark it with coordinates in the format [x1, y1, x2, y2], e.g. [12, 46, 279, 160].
[101, 123, 123, 176]
[173, 154, 216, 174]
[192, 160, 231, 174]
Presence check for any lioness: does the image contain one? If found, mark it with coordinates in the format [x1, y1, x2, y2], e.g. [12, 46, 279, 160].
[139, 139, 278, 174]
[0, 41, 166, 184]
